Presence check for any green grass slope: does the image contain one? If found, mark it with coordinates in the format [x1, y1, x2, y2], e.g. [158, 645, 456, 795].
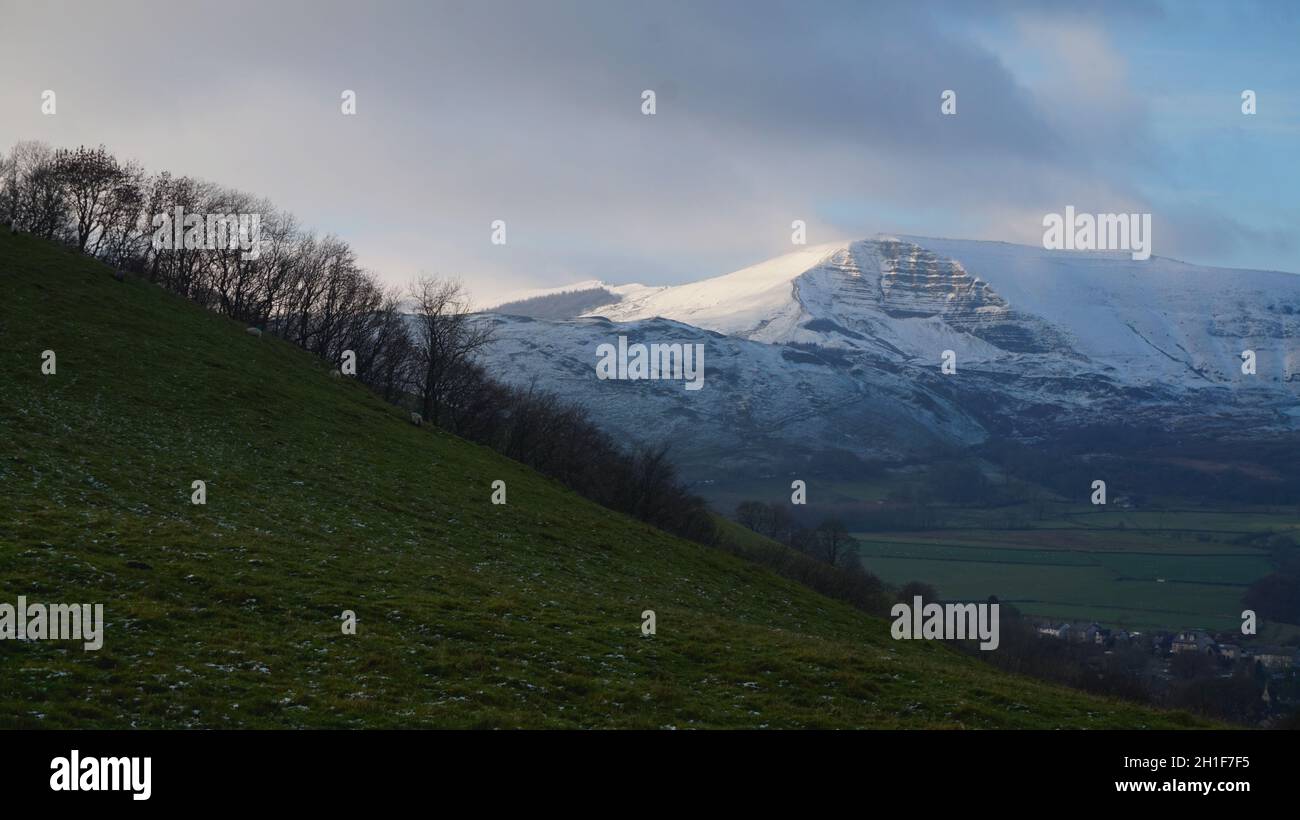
[0, 231, 1206, 728]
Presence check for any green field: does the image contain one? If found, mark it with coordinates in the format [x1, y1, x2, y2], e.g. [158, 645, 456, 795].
[699, 476, 898, 512]
[854, 508, 1295, 633]
[0, 230, 1210, 729]
[700, 475, 1295, 634]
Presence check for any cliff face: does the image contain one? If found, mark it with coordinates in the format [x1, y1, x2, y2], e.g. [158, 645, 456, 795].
[799, 240, 1071, 354]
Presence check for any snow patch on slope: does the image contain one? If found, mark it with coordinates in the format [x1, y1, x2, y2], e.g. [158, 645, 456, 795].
[587, 242, 850, 337]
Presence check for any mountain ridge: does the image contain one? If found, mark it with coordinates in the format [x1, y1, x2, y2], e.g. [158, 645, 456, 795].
[478, 235, 1300, 479]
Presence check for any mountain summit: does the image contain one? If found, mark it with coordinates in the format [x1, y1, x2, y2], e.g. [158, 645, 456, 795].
[584, 236, 1300, 383]
[483, 237, 1300, 478]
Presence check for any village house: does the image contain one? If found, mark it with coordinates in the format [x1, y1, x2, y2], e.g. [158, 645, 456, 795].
[1082, 623, 1109, 646]
[1250, 647, 1299, 671]
[1036, 622, 1070, 639]
[1170, 631, 1216, 655]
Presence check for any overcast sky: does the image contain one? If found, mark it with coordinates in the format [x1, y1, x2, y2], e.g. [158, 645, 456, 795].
[2, 0, 1297, 305]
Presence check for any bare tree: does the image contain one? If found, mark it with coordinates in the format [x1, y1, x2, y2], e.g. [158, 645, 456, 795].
[144, 174, 215, 295]
[815, 519, 857, 567]
[6, 141, 65, 240]
[249, 209, 301, 328]
[736, 501, 773, 534]
[364, 285, 416, 402]
[0, 149, 15, 230]
[52, 145, 130, 252]
[93, 161, 147, 265]
[407, 276, 494, 426]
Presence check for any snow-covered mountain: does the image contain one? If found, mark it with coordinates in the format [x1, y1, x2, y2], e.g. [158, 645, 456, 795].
[479, 236, 1300, 480]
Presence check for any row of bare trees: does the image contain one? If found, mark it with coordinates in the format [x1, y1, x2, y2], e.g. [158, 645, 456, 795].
[1, 141, 421, 404]
[735, 501, 861, 568]
[1, 140, 717, 543]
[3, 142, 144, 255]
[731, 500, 890, 614]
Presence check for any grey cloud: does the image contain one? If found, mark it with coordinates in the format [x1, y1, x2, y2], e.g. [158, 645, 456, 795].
[0, 0, 1258, 303]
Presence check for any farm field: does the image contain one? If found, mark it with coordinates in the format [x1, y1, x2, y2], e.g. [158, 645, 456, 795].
[854, 506, 1296, 633]
[694, 475, 898, 513]
[701, 475, 1296, 634]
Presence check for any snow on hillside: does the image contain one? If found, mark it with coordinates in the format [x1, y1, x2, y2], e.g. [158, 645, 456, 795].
[476, 235, 1300, 477]
[590, 242, 849, 337]
[485, 279, 657, 312]
[581, 235, 1300, 388]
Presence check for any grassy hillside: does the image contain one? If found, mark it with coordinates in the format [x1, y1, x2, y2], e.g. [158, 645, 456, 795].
[0, 231, 1206, 728]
